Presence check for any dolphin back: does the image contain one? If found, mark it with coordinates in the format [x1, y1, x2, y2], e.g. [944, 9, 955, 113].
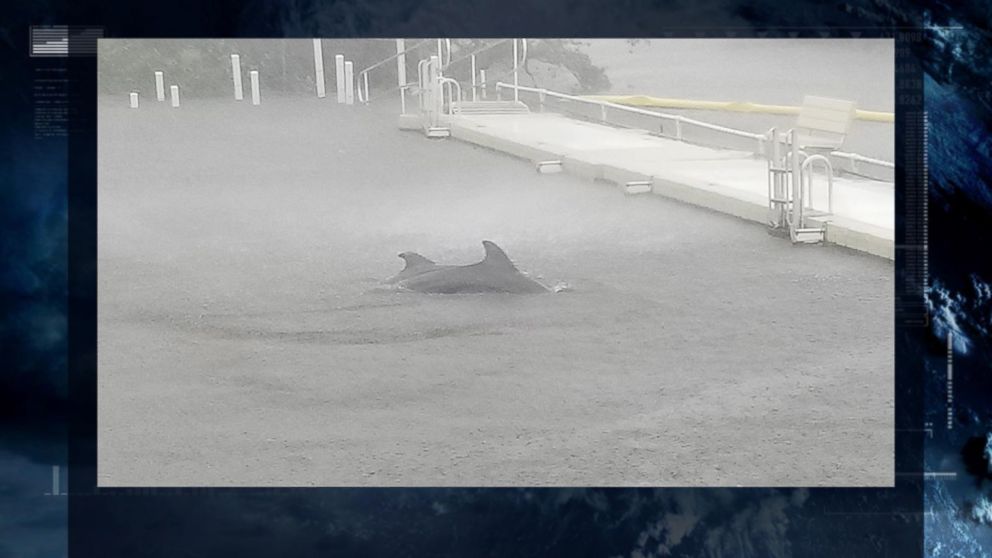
[396, 241, 549, 294]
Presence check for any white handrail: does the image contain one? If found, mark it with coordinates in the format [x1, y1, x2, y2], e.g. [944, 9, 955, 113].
[802, 154, 834, 214]
[356, 39, 436, 105]
[357, 39, 433, 77]
[495, 81, 764, 142]
[495, 81, 897, 173]
[443, 39, 512, 70]
[439, 77, 462, 115]
[831, 151, 894, 169]
[436, 39, 515, 103]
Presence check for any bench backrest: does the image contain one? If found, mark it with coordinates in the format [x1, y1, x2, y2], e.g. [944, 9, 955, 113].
[796, 96, 857, 150]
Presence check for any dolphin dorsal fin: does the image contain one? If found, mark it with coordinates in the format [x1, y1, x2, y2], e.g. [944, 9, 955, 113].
[399, 252, 435, 271]
[481, 241, 518, 270]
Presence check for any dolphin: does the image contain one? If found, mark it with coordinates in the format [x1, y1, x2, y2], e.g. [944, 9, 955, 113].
[384, 252, 453, 284]
[393, 241, 549, 294]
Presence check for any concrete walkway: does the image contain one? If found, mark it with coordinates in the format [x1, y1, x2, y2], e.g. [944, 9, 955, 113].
[433, 112, 894, 259]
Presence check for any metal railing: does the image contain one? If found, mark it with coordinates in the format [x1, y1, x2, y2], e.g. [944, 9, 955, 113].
[801, 154, 835, 215]
[438, 77, 462, 115]
[355, 39, 516, 110]
[443, 39, 512, 70]
[830, 150, 895, 181]
[492, 81, 896, 179]
[440, 39, 515, 102]
[766, 127, 836, 242]
[495, 81, 767, 153]
[356, 39, 436, 108]
[417, 57, 442, 127]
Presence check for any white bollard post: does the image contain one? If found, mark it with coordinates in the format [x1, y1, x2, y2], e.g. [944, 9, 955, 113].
[344, 61, 354, 105]
[480, 69, 487, 100]
[154, 71, 164, 101]
[335, 54, 345, 103]
[231, 54, 243, 100]
[250, 70, 260, 105]
[170, 85, 180, 107]
[396, 39, 407, 114]
[313, 39, 326, 98]
[512, 39, 519, 103]
[129, 92, 139, 108]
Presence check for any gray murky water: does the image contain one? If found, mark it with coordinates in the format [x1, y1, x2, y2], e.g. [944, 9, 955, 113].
[98, 92, 892, 486]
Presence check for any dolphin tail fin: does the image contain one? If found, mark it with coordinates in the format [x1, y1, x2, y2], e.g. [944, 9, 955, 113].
[399, 252, 435, 271]
[481, 240, 518, 270]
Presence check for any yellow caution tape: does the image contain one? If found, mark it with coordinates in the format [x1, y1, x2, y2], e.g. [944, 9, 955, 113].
[582, 95, 894, 123]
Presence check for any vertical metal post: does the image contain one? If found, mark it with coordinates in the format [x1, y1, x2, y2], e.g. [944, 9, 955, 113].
[396, 39, 407, 114]
[313, 39, 326, 98]
[790, 129, 802, 231]
[429, 55, 440, 125]
[436, 39, 443, 67]
[828, 170, 834, 214]
[344, 61, 354, 105]
[335, 54, 345, 103]
[417, 59, 427, 111]
[480, 69, 487, 100]
[769, 128, 783, 227]
[471, 55, 477, 102]
[512, 39, 519, 102]
[170, 85, 180, 107]
[129, 92, 139, 108]
[154, 71, 165, 101]
[52, 465, 60, 496]
[230, 55, 243, 100]
[362, 72, 370, 104]
[249, 71, 260, 105]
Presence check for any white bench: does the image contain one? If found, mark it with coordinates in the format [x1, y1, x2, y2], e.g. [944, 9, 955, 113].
[795, 95, 857, 153]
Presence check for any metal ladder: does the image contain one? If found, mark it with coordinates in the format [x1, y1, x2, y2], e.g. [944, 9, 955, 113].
[417, 56, 451, 138]
[767, 128, 834, 244]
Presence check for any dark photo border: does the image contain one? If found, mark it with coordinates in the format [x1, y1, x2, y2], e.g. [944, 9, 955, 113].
[12, 0, 992, 555]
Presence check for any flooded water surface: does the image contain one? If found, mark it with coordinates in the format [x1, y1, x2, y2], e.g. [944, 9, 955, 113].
[98, 88, 892, 486]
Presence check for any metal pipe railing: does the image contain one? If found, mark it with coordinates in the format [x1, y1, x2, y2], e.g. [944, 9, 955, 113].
[439, 77, 462, 115]
[830, 151, 895, 169]
[789, 129, 803, 239]
[356, 39, 434, 105]
[496, 81, 765, 142]
[357, 39, 432, 76]
[802, 154, 835, 214]
[496, 81, 895, 177]
[441, 39, 516, 103]
[443, 39, 512, 70]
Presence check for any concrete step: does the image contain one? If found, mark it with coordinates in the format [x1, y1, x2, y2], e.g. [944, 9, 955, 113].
[793, 227, 825, 243]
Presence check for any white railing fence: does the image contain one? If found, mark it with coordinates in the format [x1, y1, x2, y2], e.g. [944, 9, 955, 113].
[494, 81, 895, 181]
[496, 82, 767, 154]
